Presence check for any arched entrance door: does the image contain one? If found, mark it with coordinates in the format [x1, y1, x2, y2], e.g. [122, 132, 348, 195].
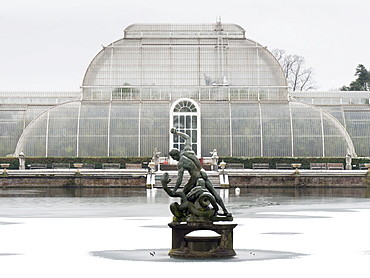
[170, 98, 201, 157]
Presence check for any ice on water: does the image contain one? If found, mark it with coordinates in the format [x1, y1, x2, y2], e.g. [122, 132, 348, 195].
[0, 188, 370, 278]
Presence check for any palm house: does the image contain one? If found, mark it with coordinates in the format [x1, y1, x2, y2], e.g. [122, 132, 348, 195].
[13, 21, 356, 158]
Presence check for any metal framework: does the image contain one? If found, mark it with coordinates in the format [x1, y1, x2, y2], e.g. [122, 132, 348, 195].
[14, 98, 355, 158]
[11, 22, 357, 158]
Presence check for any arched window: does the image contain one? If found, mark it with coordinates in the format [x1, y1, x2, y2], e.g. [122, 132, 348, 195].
[170, 99, 201, 156]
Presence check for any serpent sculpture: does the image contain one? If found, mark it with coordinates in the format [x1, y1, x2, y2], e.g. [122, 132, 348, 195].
[161, 128, 232, 222]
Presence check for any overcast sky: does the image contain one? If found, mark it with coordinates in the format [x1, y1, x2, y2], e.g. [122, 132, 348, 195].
[1, 0, 369, 91]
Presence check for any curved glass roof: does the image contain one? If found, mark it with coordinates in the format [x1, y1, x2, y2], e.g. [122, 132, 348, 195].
[82, 23, 287, 101]
[15, 99, 354, 157]
[0, 91, 80, 156]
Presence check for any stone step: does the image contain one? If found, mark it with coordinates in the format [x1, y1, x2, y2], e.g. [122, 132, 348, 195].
[154, 172, 221, 187]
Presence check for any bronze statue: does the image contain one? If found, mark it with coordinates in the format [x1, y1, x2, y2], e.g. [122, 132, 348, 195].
[161, 128, 232, 222]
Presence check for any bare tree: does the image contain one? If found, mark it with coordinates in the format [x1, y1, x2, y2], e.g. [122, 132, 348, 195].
[272, 49, 317, 91]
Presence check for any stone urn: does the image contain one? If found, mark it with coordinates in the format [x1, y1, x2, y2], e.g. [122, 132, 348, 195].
[292, 163, 301, 174]
[73, 163, 83, 173]
[364, 163, 370, 172]
[1, 163, 10, 174]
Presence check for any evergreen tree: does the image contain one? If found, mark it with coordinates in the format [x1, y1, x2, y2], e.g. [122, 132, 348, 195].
[341, 64, 370, 91]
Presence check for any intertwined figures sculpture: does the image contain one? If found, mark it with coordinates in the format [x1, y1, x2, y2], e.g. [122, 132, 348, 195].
[161, 128, 232, 222]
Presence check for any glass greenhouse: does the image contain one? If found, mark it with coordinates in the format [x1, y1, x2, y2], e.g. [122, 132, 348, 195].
[12, 22, 358, 158]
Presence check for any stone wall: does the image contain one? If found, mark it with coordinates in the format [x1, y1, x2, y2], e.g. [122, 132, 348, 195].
[0, 176, 146, 187]
[229, 175, 370, 187]
[2, 172, 370, 188]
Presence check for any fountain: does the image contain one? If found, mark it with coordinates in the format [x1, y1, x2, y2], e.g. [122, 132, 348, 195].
[161, 128, 236, 258]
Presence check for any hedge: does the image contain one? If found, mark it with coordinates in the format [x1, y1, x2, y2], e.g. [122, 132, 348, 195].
[0, 157, 151, 169]
[219, 157, 370, 169]
[1, 156, 370, 170]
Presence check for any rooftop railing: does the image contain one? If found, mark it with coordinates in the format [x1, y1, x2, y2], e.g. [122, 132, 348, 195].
[81, 86, 289, 102]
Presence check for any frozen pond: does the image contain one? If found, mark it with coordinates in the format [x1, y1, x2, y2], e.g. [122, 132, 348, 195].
[1, 187, 370, 277]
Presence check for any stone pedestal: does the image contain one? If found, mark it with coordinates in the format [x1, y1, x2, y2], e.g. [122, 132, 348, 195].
[168, 222, 237, 258]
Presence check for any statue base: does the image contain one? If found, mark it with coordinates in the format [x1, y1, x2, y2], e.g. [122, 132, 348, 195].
[168, 221, 237, 258]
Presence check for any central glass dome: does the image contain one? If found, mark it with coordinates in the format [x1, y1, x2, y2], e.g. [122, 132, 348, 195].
[82, 22, 288, 101]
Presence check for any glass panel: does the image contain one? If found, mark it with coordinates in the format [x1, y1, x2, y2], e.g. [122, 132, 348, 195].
[139, 102, 169, 156]
[201, 102, 230, 157]
[192, 116, 197, 129]
[192, 144, 197, 154]
[186, 116, 191, 129]
[180, 116, 185, 129]
[192, 130, 197, 143]
[174, 115, 179, 128]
